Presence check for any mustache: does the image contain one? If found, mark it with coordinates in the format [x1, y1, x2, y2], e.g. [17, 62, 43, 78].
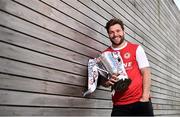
[110, 36, 125, 45]
[112, 35, 123, 39]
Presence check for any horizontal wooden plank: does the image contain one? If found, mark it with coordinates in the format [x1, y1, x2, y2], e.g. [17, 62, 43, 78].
[139, 0, 159, 23]
[151, 97, 180, 105]
[151, 92, 180, 104]
[148, 53, 180, 79]
[111, 0, 150, 30]
[151, 85, 180, 98]
[92, 0, 140, 35]
[160, 1, 178, 32]
[153, 109, 180, 116]
[0, 106, 112, 116]
[0, 0, 107, 53]
[0, 73, 111, 99]
[0, 42, 87, 76]
[151, 79, 180, 95]
[122, 0, 175, 45]
[151, 62, 180, 84]
[151, 74, 180, 91]
[59, 0, 108, 26]
[153, 103, 180, 110]
[117, 0, 180, 63]
[78, 0, 113, 20]
[160, 8, 178, 43]
[121, 0, 180, 59]
[147, 1, 178, 46]
[150, 64, 180, 90]
[6, 0, 109, 47]
[41, 0, 111, 44]
[0, 25, 99, 59]
[0, 27, 90, 66]
[144, 0, 159, 19]
[0, 56, 112, 97]
[0, 57, 86, 86]
[78, 0, 143, 44]
[0, 90, 113, 108]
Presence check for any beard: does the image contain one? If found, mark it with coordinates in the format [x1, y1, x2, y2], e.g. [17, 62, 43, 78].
[110, 35, 125, 46]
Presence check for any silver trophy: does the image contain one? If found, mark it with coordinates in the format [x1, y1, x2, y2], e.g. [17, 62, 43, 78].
[97, 51, 131, 92]
[83, 51, 131, 96]
[83, 59, 99, 97]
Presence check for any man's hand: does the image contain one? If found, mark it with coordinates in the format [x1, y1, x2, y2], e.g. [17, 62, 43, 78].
[139, 92, 150, 102]
[104, 74, 119, 87]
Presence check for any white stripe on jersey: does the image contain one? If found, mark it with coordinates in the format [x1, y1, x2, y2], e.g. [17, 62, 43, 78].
[136, 45, 149, 69]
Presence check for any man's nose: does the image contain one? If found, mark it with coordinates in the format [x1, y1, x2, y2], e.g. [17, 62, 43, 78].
[114, 32, 118, 37]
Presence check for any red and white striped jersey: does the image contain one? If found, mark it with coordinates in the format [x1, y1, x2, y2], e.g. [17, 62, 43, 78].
[104, 42, 149, 105]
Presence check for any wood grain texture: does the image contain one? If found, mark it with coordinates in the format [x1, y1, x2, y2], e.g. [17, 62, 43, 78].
[0, 0, 180, 116]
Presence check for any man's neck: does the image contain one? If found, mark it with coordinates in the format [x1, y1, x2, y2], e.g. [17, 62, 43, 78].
[112, 41, 127, 50]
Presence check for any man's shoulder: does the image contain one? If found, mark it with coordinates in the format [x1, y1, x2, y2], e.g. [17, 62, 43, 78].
[103, 46, 112, 53]
[125, 42, 140, 51]
[127, 42, 139, 47]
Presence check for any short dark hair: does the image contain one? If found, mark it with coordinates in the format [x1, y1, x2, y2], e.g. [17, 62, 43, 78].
[105, 18, 124, 33]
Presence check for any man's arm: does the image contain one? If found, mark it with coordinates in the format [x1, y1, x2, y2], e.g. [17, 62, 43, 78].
[140, 67, 151, 102]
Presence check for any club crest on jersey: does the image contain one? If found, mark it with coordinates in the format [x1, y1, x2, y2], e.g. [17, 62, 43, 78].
[124, 52, 131, 59]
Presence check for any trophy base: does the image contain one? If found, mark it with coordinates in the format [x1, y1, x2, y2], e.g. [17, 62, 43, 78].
[112, 78, 132, 92]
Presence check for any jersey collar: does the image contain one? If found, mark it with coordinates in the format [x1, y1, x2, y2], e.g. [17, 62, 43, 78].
[111, 41, 128, 50]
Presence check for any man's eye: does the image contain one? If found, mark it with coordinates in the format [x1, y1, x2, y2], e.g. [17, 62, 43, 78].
[116, 30, 121, 33]
[109, 32, 114, 34]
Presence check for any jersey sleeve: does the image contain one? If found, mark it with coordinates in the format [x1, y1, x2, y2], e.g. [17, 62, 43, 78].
[136, 45, 150, 69]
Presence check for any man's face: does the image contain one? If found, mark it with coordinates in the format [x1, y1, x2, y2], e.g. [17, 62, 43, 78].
[108, 24, 125, 46]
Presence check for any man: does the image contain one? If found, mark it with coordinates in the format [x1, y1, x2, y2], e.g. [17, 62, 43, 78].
[102, 18, 154, 116]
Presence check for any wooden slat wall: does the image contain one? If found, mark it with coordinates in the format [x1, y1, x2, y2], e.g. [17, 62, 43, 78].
[0, 0, 180, 116]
